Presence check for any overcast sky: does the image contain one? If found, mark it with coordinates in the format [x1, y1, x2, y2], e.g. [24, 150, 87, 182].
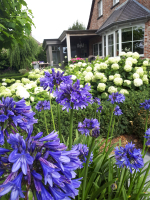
[25, 0, 92, 43]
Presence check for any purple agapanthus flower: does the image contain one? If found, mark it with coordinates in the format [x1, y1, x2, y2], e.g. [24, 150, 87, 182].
[40, 68, 72, 93]
[72, 144, 93, 168]
[35, 100, 50, 112]
[0, 97, 38, 144]
[114, 142, 144, 173]
[78, 118, 100, 137]
[108, 92, 125, 104]
[93, 97, 101, 105]
[114, 105, 123, 116]
[0, 130, 82, 199]
[144, 128, 150, 146]
[54, 79, 93, 112]
[96, 106, 103, 113]
[140, 99, 150, 110]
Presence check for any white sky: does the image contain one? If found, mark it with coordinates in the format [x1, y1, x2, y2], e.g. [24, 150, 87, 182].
[25, 0, 93, 43]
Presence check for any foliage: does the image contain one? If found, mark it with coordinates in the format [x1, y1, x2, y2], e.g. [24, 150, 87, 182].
[19, 69, 28, 74]
[68, 20, 86, 30]
[8, 36, 39, 70]
[35, 45, 47, 62]
[0, 49, 10, 70]
[0, 0, 34, 49]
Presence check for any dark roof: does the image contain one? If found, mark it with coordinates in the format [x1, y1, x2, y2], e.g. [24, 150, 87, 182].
[96, 0, 150, 34]
[87, 0, 95, 29]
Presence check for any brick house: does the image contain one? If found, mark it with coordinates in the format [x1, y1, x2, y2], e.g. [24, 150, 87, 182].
[43, 0, 150, 67]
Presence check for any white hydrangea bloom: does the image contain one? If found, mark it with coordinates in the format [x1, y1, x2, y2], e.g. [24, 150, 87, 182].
[2, 78, 6, 82]
[108, 57, 120, 64]
[109, 75, 114, 81]
[119, 89, 129, 95]
[126, 52, 133, 57]
[80, 85, 83, 88]
[16, 86, 30, 99]
[124, 65, 132, 72]
[99, 63, 107, 70]
[111, 63, 119, 70]
[132, 52, 140, 59]
[2, 82, 7, 86]
[49, 92, 54, 99]
[82, 63, 87, 67]
[136, 67, 144, 76]
[134, 78, 143, 87]
[124, 80, 131, 85]
[142, 75, 149, 84]
[125, 60, 132, 66]
[119, 52, 126, 57]
[22, 78, 30, 84]
[114, 78, 123, 86]
[101, 76, 107, 83]
[97, 83, 106, 92]
[35, 69, 40, 73]
[133, 73, 140, 79]
[0, 88, 12, 97]
[114, 74, 121, 79]
[69, 64, 74, 68]
[24, 84, 32, 89]
[108, 86, 117, 93]
[86, 66, 92, 72]
[92, 75, 97, 82]
[86, 82, 91, 86]
[85, 72, 93, 82]
[71, 75, 77, 80]
[95, 72, 104, 79]
[105, 60, 109, 64]
[83, 71, 88, 76]
[143, 60, 149, 66]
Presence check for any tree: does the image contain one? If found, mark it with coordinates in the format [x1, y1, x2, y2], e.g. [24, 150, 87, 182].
[8, 36, 39, 70]
[68, 20, 86, 30]
[0, 0, 34, 49]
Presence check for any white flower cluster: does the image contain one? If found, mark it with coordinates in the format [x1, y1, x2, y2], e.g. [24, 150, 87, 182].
[109, 75, 114, 81]
[108, 57, 120, 64]
[119, 89, 129, 95]
[143, 60, 149, 66]
[71, 75, 77, 80]
[124, 80, 131, 85]
[16, 86, 30, 99]
[114, 78, 123, 86]
[86, 66, 92, 72]
[108, 86, 117, 93]
[124, 65, 132, 72]
[97, 83, 106, 92]
[134, 78, 143, 87]
[99, 63, 108, 70]
[84, 72, 93, 82]
[136, 67, 144, 76]
[111, 63, 119, 70]
[142, 75, 149, 84]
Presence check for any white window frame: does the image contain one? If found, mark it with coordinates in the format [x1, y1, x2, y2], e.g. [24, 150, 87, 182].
[93, 42, 102, 56]
[98, 0, 103, 17]
[113, 0, 119, 6]
[102, 24, 145, 57]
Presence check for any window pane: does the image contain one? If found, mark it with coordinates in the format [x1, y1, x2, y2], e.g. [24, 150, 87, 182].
[99, 43, 102, 56]
[108, 34, 114, 45]
[108, 45, 114, 57]
[98, 1, 102, 16]
[104, 47, 106, 57]
[52, 51, 57, 64]
[94, 44, 98, 56]
[52, 46, 55, 51]
[133, 41, 144, 54]
[115, 30, 119, 43]
[116, 44, 119, 56]
[133, 26, 144, 41]
[122, 42, 132, 52]
[122, 28, 132, 42]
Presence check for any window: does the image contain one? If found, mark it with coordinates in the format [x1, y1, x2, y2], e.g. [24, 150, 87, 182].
[102, 24, 144, 57]
[93, 43, 102, 56]
[52, 46, 60, 65]
[113, 0, 119, 5]
[98, 0, 103, 17]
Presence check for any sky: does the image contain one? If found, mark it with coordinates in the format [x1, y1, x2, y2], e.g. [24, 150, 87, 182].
[25, 0, 93, 43]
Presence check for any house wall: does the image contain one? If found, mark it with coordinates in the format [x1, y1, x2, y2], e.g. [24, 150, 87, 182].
[144, 20, 150, 58]
[89, 0, 150, 30]
[89, 35, 102, 55]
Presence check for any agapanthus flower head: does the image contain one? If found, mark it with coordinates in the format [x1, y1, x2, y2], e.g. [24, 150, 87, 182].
[144, 128, 150, 146]
[54, 79, 93, 112]
[78, 118, 100, 137]
[96, 105, 103, 113]
[0, 97, 37, 144]
[114, 105, 123, 116]
[40, 68, 72, 93]
[140, 99, 150, 110]
[108, 92, 125, 104]
[93, 97, 101, 105]
[0, 131, 82, 199]
[114, 142, 144, 173]
[72, 143, 93, 168]
[35, 100, 50, 112]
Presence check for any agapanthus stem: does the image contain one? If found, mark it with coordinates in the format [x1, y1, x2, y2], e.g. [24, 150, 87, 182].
[116, 167, 128, 197]
[57, 104, 62, 143]
[82, 137, 95, 200]
[104, 105, 115, 152]
[142, 109, 149, 155]
[94, 103, 97, 118]
[99, 112, 101, 124]
[135, 163, 150, 200]
[49, 93, 55, 130]
[69, 104, 73, 150]
[44, 111, 48, 135]
[127, 170, 136, 196]
[108, 117, 115, 149]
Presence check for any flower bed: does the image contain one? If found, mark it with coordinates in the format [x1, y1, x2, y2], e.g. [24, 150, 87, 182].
[0, 68, 150, 199]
